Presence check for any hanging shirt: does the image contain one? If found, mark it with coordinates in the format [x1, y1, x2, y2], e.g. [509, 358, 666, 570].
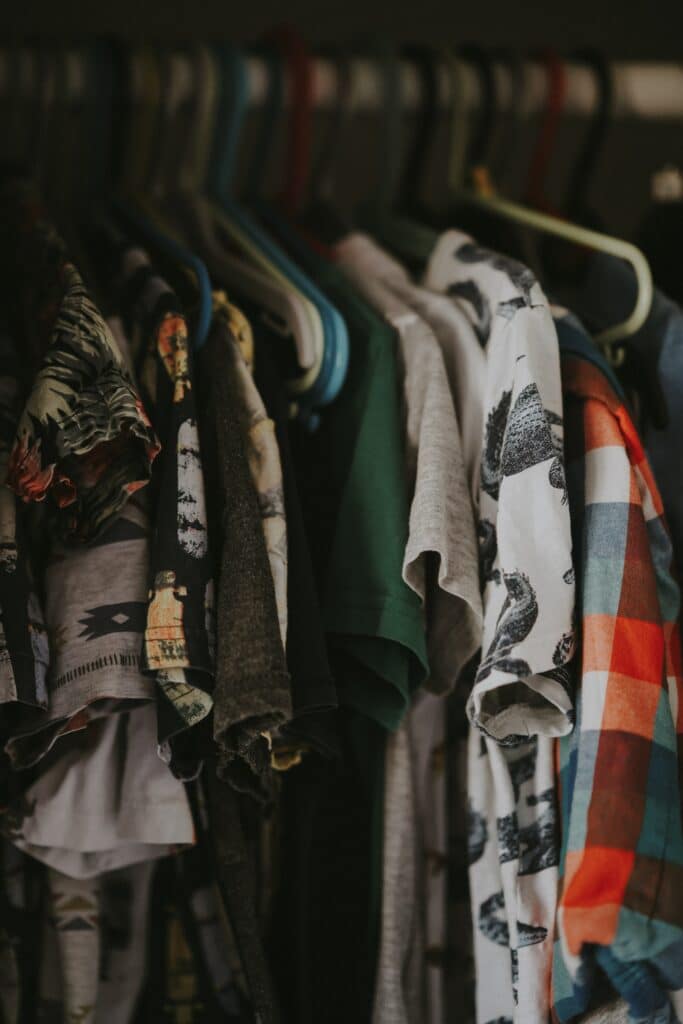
[108, 243, 215, 777]
[423, 229, 576, 1024]
[212, 293, 288, 652]
[253, 338, 337, 760]
[4, 313, 160, 768]
[557, 252, 683, 578]
[196, 309, 290, 798]
[5, 703, 194, 877]
[284, 255, 428, 1024]
[553, 350, 683, 1024]
[336, 232, 483, 1024]
[0, 179, 159, 542]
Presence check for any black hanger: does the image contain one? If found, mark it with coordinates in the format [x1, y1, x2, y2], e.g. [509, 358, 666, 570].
[565, 49, 613, 227]
[397, 44, 440, 219]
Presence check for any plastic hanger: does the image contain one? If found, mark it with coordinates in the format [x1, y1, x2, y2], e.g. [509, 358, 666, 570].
[299, 44, 356, 244]
[460, 44, 496, 178]
[357, 42, 436, 263]
[460, 188, 653, 357]
[206, 44, 326, 383]
[250, 30, 348, 409]
[208, 42, 323, 376]
[489, 51, 525, 194]
[114, 46, 213, 350]
[564, 50, 612, 224]
[397, 45, 440, 218]
[308, 45, 353, 203]
[167, 44, 324, 383]
[524, 50, 567, 211]
[444, 49, 470, 196]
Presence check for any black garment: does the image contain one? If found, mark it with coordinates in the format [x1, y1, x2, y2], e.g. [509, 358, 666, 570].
[206, 767, 282, 1024]
[253, 341, 338, 759]
[105, 238, 215, 778]
[196, 314, 290, 798]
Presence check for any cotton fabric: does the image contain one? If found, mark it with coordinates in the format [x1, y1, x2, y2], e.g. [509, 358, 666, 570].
[336, 233, 482, 1024]
[553, 351, 683, 1024]
[423, 230, 576, 1024]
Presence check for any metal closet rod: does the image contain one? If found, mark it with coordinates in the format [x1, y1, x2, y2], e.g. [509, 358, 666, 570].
[245, 56, 683, 120]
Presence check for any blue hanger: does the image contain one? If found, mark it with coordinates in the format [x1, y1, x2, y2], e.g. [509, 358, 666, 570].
[101, 44, 213, 351]
[246, 42, 348, 410]
[209, 45, 348, 418]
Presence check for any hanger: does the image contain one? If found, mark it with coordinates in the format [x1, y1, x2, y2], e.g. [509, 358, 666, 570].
[444, 49, 470, 196]
[249, 29, 349, 410]
[112, 45, 213, 350]
[461, 189, 652, 358]
[357, 42, 438, 264]
[488, 51, 525, 194]
[308, 45, 353, 203]
[460, 44, 497, 180]
[564, 50, 612, 224]
[298, 44, 357, 245]
[524, 50, 567, 211]
[205, 43, 328, 387]
[166, 43, 324, 384]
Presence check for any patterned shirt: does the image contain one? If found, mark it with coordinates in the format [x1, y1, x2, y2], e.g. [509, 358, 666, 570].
[0, 179, 159, 543]
[111, 244, 215, 777]
[553, 353, 683, 1023]
[422, 230, 576, 1024]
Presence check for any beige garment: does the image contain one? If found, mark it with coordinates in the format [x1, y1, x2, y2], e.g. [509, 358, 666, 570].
[213, 292, 288, 650]
[337, 234, 482, 1024]
[9, 703, 194, 877]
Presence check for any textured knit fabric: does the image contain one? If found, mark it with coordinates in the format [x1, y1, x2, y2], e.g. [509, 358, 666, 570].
[107, 241, 215, 777]
[553, 353, 683, 1024]
[215, 294, 288, 651]
[197, 312, 290, 797]
[423, 230, 576, 1024]
[0, 179, 159, 543]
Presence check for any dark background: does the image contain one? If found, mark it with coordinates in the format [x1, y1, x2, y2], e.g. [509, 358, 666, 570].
[2, 0, 683, 55]
[3, 0, 683, 237]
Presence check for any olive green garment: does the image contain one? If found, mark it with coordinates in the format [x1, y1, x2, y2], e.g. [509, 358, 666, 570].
[291, 259, 429, 728]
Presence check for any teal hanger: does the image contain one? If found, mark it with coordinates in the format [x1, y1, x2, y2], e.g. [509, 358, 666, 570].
[210, 44, 348, 416]
[249, 33, 348, 410]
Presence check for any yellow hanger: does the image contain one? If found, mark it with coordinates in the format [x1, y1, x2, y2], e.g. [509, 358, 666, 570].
[460, 187, 653, 361]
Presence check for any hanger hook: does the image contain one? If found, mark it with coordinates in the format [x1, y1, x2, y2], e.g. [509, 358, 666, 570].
[459, 44, 496, 181]
[309, 44, 354, 203]
[565, 49, 613, 223]
[525, 49, 567, 209]
[263, 26, 314, 216]
[397, 44, 440, 216]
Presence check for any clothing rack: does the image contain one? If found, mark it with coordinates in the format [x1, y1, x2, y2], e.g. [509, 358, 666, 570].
[246, 57, 683, 119]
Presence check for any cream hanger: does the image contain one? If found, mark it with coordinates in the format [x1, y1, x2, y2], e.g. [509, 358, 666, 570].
[460, 188, 653, 363]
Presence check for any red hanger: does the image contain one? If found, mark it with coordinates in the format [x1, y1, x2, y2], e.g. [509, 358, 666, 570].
[525, 50, 567, 211]
[264, 26, 314, 216]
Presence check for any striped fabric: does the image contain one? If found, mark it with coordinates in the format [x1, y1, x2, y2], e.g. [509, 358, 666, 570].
[552, 354, 683, 1022]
